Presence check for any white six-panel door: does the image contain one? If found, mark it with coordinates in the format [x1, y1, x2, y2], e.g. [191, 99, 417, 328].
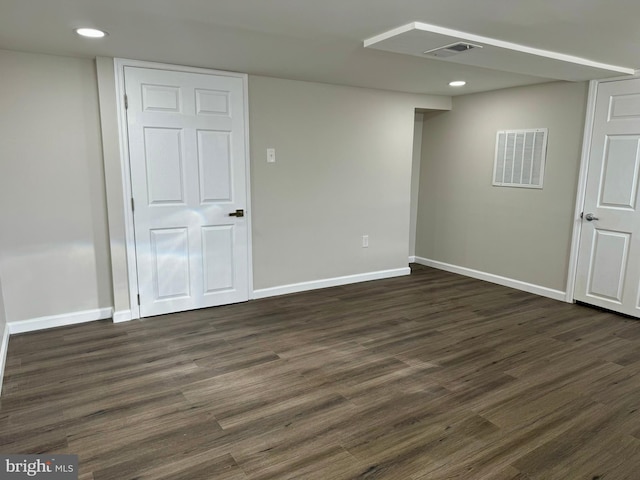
[125, 66, 249, 317]
[575, 78, 640, 317]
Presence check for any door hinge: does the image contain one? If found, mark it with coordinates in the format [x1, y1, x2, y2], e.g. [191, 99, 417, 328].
[131, 197, 135, 212]
[137, 294, 140, 305]
[124, 94, 129, 110]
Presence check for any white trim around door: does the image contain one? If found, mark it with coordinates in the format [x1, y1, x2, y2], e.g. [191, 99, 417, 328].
[114, 59, 253, 320]
[565, 79, 599, 303]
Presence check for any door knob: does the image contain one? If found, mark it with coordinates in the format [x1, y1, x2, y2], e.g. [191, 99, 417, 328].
[584, 213, 599, 221]
[229, 209, 244, 217]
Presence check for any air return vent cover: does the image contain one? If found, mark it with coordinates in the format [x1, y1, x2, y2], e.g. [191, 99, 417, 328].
[424, 42, 482, 58]
[493, 129, 548, 188]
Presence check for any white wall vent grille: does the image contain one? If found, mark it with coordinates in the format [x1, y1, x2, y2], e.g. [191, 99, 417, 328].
[493, 128, 548, 188]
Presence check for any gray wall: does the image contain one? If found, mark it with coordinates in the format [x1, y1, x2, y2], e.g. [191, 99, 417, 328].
[0, 275, 6, 335]
[1, 49, 451, 323]
[0, 274, 6, 394]
[415, 81, 588, 291]
[248, 76, 448, 289]
[409, 113, 424, 258]
[0, 49, 113, 322]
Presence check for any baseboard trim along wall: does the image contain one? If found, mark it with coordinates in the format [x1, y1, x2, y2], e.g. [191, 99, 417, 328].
[413, 257, 567, 302]
[0, 322, 10, 395]
[253, 267, 411, 299]
[7, 307, 114, 335]
[112, 309, 133, 323]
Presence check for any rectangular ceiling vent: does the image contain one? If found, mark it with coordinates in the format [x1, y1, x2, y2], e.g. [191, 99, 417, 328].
[423, 42, 482, 58]
[493, 129, 548, 189]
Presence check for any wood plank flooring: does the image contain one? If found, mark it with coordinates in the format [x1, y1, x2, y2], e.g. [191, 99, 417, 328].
[2, 264, 640, 479]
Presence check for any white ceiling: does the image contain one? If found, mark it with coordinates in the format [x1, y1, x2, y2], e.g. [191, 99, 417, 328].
[1, 0, 639, 96]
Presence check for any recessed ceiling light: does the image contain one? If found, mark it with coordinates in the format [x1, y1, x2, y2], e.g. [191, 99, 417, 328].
[449, 81, 466, 87]
[75, 28, 107, 38]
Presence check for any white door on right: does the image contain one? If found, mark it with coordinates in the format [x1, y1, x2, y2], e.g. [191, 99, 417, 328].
[575, 77, 640, 317]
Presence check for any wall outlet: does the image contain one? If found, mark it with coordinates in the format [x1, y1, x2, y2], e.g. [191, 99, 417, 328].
[267, 148, 276, 163]
[362, 235, 369, 248]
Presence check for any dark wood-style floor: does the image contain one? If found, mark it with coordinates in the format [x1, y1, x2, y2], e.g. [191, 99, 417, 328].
[2, 265, 640, 479]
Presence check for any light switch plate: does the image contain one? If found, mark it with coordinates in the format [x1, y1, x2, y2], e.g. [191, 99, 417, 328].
[267, 148, 276, 163]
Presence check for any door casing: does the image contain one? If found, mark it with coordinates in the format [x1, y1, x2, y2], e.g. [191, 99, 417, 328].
[114, 58, 254, 320]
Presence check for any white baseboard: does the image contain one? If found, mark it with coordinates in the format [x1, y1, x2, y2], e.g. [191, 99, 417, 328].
[8, 307, 114, 335]
[414, 257, 567, 302]
[0, 322, 9, 395]
[112, 309, 133, 323]
[408, 256, 416, 263]
[253, 267, 411, 299]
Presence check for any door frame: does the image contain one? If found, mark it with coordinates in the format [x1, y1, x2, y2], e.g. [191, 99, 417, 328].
[114, 58, 254, 320]
[566, 74, 640, 303]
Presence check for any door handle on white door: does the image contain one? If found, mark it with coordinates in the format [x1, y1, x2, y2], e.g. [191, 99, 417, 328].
[584, 213, 599, 221]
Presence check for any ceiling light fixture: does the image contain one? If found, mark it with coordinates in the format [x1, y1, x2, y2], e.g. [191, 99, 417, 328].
[75, 28, 107, 38]
[449, 80, 466, 87]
